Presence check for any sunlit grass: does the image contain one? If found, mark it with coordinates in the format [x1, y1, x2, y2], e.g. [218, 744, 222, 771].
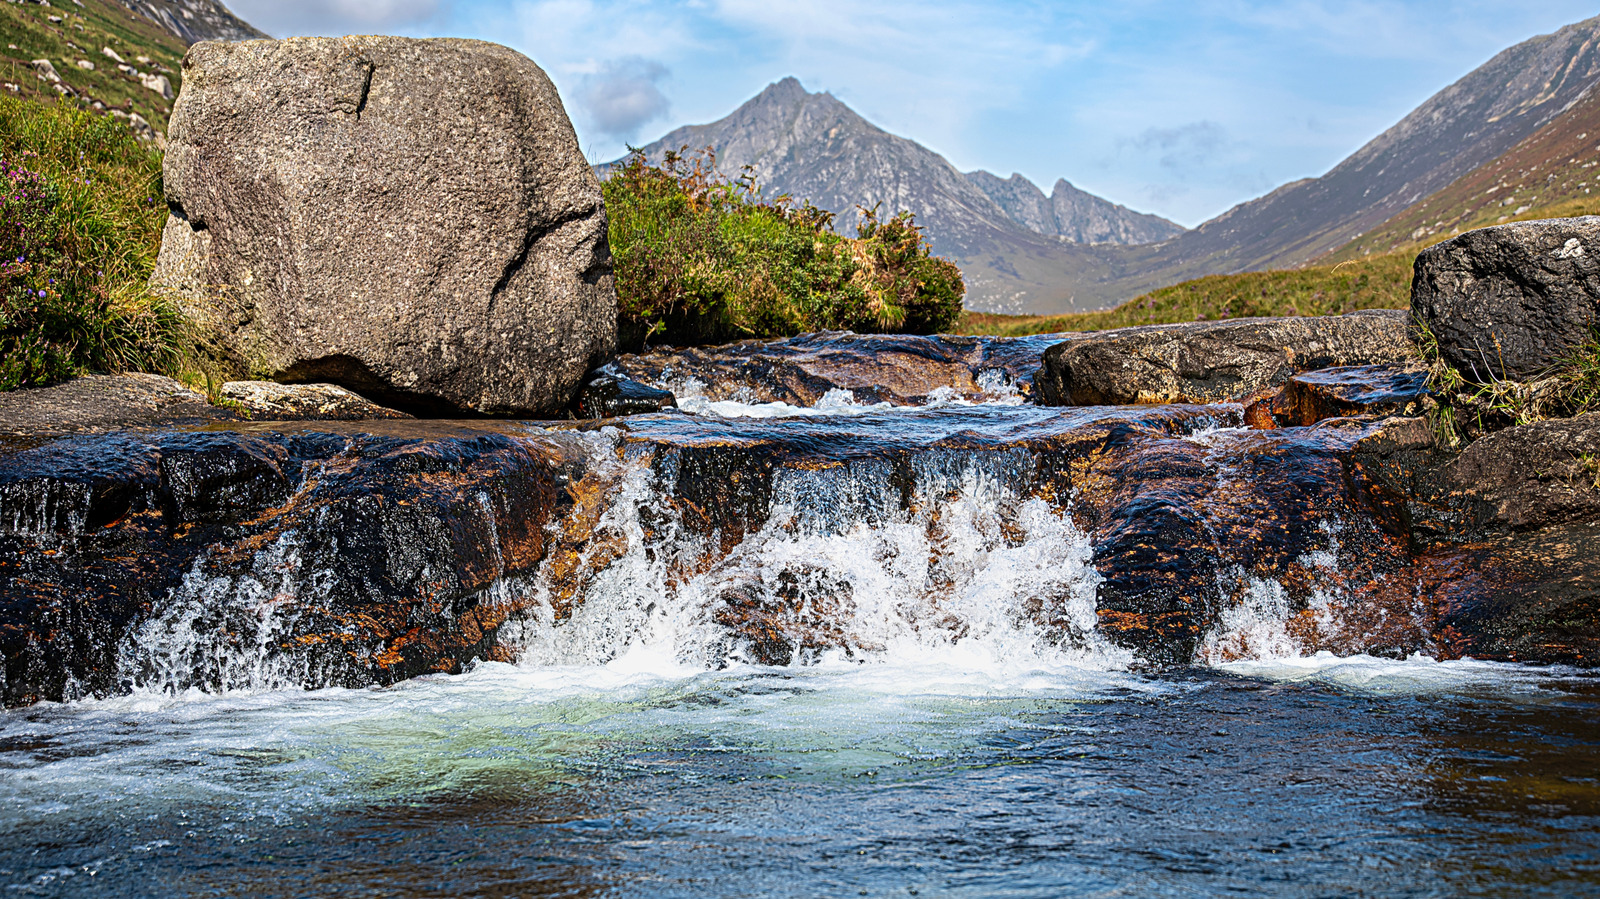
[0, 94, 186, 389]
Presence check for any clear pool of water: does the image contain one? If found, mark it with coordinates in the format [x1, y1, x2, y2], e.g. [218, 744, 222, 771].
[3, 653, 1596, 898]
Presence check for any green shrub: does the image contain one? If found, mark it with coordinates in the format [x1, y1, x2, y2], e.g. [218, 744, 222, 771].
[603, 148, 964, 347]
[0, 95, 183, 390]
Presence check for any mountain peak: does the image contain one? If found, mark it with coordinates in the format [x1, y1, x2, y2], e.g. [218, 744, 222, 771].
[757, 76, 810, 104]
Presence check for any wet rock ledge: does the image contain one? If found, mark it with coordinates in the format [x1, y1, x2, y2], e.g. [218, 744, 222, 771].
[0, 418, 589, 706]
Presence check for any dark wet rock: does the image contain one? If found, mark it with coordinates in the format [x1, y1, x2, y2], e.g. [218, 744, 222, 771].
[1412, 217, 1600, 382]
[1252, 364, 1432, 428]
[1074, 419, 1423, 664]
[0, 423, 588, 706]
[1036, 311, 1416, 407]
[220, 381, 410, 421]
[1430, 525, 1600, 667]
[575, 374, 676, 419]
[1092, 497, 1221, 668]
[1445, 412, 1600, 534]
[612, 330, 1066, 406]
[154, 37, 615, 417]
[0, 374, 234, 438]
[714, 567, 862, 667]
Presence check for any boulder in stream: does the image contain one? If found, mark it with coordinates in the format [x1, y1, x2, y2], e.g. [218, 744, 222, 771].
[152, 37, 616, 417]
[220, 381, 410, 421]
[1413, 217, 1600, 382]
[1035, 310, 1415, 406]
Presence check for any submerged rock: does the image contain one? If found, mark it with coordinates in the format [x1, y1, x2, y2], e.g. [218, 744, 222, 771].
[153, 36, 616, 417]
[611, 330, 1064, 406]
[574, 374, 676, 419]
[1035, 311, 1415, 406]
[1413, 217, 1600, 382]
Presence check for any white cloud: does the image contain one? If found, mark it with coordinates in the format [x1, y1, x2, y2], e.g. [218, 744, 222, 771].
[578, 57, 672, 141]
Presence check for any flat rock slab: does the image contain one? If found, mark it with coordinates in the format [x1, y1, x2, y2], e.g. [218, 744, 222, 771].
[0, 374, 235, 439]
[1036, 310, 1416, 406]
[613, 330, 1069, 406]
[220, 381, 410, 421]
[1413, 217, 1600, 382]
[1249, 364, 1431, 428]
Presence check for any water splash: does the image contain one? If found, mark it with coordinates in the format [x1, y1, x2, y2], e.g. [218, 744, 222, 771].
[504, 432, 1129, 675]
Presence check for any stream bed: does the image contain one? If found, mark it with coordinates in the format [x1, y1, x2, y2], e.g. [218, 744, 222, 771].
[2, 388, 1598, 896]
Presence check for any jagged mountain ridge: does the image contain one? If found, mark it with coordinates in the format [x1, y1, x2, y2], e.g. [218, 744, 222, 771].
[117, 0, 265, 45]
[966, 170, 1184, 245]
[1007, 14, 1600, 312]
[1329, 70, 1600, 260]
[611, 78, 1184, 310]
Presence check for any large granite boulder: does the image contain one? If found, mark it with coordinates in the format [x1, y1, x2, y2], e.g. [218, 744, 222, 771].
[1035, 311, 1414, 406]
[152, 37, 616, 417]
[1413, 217, 1600, 382]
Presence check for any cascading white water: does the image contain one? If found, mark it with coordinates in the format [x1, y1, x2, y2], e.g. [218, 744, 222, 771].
[102, 399, 1442, 701]
[504, 426, 1131, 674]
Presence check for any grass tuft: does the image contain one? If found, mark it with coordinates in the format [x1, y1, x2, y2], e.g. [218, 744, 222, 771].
[1418, 314, 1600, 445]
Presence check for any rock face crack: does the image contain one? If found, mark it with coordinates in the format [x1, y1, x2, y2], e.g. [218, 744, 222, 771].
[353, 61, 375, 120]
[487, 204, 598, 315]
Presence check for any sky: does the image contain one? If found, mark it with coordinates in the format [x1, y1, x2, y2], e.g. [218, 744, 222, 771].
[226, 0, 1600, 228]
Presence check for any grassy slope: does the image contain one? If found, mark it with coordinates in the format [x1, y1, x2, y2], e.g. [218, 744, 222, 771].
[0, 94, 181, 388]
[0, 0, 188, 130]
[956, 251, 1413, 336]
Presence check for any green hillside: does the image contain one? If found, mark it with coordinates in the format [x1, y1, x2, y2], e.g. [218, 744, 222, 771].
[1, 0, 188, 132]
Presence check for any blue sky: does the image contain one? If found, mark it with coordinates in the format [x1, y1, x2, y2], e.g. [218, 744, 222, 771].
[227, 0, 1600, 228]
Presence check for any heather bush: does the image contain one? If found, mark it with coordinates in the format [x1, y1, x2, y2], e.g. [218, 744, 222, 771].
[0, 96, 182, 390]
[603, 148, 964, 347]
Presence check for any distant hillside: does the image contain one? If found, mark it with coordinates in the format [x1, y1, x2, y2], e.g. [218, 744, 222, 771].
[1148, 14, 1600, 279]
[0, 0, 260, 133]
[1, 0, 189, 129]
[610, 77, 1184, 312]
[1329, 82, 1600, 262]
